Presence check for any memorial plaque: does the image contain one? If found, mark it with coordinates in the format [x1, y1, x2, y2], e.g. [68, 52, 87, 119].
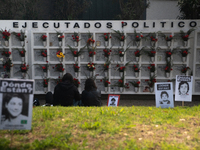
[195, 65, 200, 77]
[126, 65, 134, 76]
[157, 65, 166, 77]
[126, 34, 134, 47]
[34, 50, 44, 61]
[80, 34, 88, 46]
[11, 34, 21, 46]
[173, 34, 183, 47]
[95, 33, 104, 46]
[95, 64, 104, 76]
[65, 64, 74, 75]
[126, 50, 135, 62]
[111, 33, 121, 46]
[157, 50, 166, 62]
[64, 33, 74, 46]
[34, 33, 43, 46]
[34, 65, 43, 77]
[195, 80, 200, 93]
[111, 64, 120, 77]
[49, 49, 60, 61]
[79, 49, 90, 62]
[141, 51, 151, 62]
[173, 52, 182, 62]
[172, 65, 182, 77]
[35, 79, 44, 92]
[13, 64, 22, 77]
[12, 49, 22, 62]
[64, 49, 74, 61]
[96, 49, 105, 61]
[141, 65, 150, 77]
[49, 33, 60, 47]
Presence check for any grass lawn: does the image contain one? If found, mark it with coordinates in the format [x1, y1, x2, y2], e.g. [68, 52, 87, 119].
[0, 106, 200, 150]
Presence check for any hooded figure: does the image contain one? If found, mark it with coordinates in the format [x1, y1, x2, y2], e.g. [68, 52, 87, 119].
[53, 73, 80, 106]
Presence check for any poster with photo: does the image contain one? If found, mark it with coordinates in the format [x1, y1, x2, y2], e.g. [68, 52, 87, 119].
[0, 79, 34, 130]
[107, 94, 120, 107]
[175, 75, 193, 102]
[155, 82, 174, 108]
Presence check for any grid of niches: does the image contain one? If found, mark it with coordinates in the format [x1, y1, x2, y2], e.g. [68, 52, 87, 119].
[0, 30, 28, 79]
[31, 31, 191, 94]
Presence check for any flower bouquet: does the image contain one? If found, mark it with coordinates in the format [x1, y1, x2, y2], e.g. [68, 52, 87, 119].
[145, 76, 156, 92]
[3, 58, 13, 74]
[56, 50, 65, 61]
[148, 33, 157, 47]
[68, 45, 83, 62]
[101, 77, 111, 87]
[87, 46, 96, 62]
[18, 48, 26, 57]
[13, 30, 27, 46]
[43, 79, 49, 87]
[20, 63, 29, 78]
[181, 66, 190, 75]
[87, 32, 95, 46]
[134, 49, 142, 61]
[87, 62, 95, 77]
[54, 63, 64, 72]
[133, 65, 140, 77]
[165, 60, 172, 78]
[41, 50, 47, 61]
[118, 78, 124, 92]
[103, 33, 111, 46]
[112, 29, 125, 46]
[73, 78, 80, 88]
[72, 32, 80, 47]
[180, 49, 189, 62]
[103, 48, 112, 59]
[73, 64, 80, 72]
[148, 64, 156, 77]
[1, 29, 11, 46]
[41, 34, 47, 47]
[134, 30, 144, 47]
[145, 48, 156, 62]
[166, 50, 172, 61]
[130, 80, 140, 92]
[2, 51, 11, 57]
[180, 29, 195, 46]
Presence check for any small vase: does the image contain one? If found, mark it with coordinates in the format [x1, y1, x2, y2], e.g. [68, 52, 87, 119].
[151, 41, 155, 47]
[135, 41, 140, 47]
[74, 57, 78, 62]
[120, 57, 123, 62]
[105, 87, 108, 93]
[105, 41, 108, 47]
[60, 72, 63, 77]
[134, 87, 139, 93]
[43, 57, 47, 62]
[90, 42, 93, 47]
[149, 87, 154, 93]
[151, 57, 155, 62]
[167, 41, 171, 47]
[4, 41, 9, 47]
[120, 41, 124, 47]
[166, 72, 170, 78]
[43, 41, 47, 47]
[75, 72, 78, 77]
[182, 57, 186, 62]
[90, 57, 93, 62]
[44, 72, 47, 77]
[104, 71, 108, 77]
[22, 72, 26, 79]
[136, 57, 139, 62]
[21, 41, 25, 47]
[59, 58, 62, 62]
[59, 41, 62, 47]
[184, 41, 188, 47]
[150, 72, 154, 77]
[120, 72, 123, 78]
[74, 41, 78, 47]
[120, 87, 123, 93]
[21, 57, 25, 62]
[135, 72, 139, 78]
[167, 57, 171, 61]
[44, 87, 47, 93]
[90, 71, 93, 77]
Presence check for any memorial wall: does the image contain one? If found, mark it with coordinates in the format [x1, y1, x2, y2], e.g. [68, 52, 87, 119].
[0, 20, 199, 95]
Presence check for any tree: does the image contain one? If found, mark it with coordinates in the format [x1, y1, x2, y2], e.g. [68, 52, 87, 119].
[177, 0, 200, 19]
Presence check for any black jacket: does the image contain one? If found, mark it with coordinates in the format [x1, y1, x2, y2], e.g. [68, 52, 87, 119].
[81, 88, 101, 106]
[53, 81, 80, 106]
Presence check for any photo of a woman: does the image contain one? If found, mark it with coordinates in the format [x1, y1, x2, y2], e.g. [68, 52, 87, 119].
[1, 93, 29, 126]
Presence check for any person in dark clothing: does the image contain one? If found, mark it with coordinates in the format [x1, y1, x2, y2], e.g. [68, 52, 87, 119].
[81, 78, 101, 106]
[53, 73, 81, 106]
[44, 73, 81, 106]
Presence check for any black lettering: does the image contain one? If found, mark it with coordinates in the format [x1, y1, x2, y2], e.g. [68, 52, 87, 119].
[54, 22, 60, 28]
[13, 22, 18, 28]
[22, 22, 27, 28]
[171, 22, 173, 28]
[32, 22, 38, 28]
[106, 22, 112, 28]
[160, 22, 166, 28]
[84, 22, 90, 28]
[178, 21, 185, 28]
[65, 22, 70, 28]
[43, 22, 49, 28]
[94, 22, 101, 28]
[189, 21, 197, 27]
[122, 22, 127, 28]
[144, 22, 149, 28]
[153, 22, 155, 28]
[73, 23, 80, 28]
[132, 22, 139, 28]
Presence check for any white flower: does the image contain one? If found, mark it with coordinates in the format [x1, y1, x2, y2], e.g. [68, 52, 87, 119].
[58, 35, 60, 38]
[122, 52, 124, 54]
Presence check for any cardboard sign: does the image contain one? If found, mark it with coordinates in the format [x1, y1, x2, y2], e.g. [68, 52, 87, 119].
[175, 75, 193, 102]
[0, 79, 34, 130]
[107, 94, 120, 106]
[155, 82, 174, 108]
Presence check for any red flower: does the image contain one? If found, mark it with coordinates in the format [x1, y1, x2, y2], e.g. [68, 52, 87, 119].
[17, 33, 21, 37]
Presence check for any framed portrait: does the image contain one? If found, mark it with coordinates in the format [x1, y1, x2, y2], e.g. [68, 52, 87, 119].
[107, 94, 120, 107]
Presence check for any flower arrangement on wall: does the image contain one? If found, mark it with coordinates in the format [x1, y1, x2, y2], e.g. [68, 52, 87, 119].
[145, 76, 156, 92]
[1, 29, 11, 41]
[180, 28, 195, 47]
[73, 78, 80, 88]
[103, 33, 111, 41]
[87, 63, 95, 71]
[20, 63, 29, 73]
[165, 60, 173, 78]
[43, 79, 49, 87]
[87, 32, 95, 46]
[103, 60, 111, 71]
[53, 63, 64, 72]
[2, 51, 11, 57]
[56, 31, 64, 41]
[41, 34, 47, 41]
[73, 64, 80, 72]
[18, 48, 26, 57]
[181, 66, 190, 75]
[103, 48, 112, 59]
[3, 58, 13, 73]
[13, 30, 27, 46]
[72, 32, 80, 47]
[148, 64, 156, 74]
[112, 29, 125, 42]
[145, 48, 156, 62]
[100, 77, 111, 87]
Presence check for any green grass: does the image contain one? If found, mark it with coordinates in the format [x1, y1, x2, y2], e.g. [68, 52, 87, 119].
[0, 106, 200, 150]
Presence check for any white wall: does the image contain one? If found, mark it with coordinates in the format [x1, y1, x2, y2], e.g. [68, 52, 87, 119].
[146, 0, 180, 20]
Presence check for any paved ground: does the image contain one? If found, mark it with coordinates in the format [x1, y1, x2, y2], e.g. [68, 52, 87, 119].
[35, 94, 200, 107]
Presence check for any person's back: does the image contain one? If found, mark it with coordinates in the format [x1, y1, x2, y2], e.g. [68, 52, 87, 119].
[81, 78, 101, 106]
[53, 73, 80, 106]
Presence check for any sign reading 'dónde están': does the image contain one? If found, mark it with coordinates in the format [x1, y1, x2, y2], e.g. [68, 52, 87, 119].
[0, 79, 34, 130]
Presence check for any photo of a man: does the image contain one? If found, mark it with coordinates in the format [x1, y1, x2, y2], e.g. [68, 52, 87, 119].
[159, 91, 170, 105]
